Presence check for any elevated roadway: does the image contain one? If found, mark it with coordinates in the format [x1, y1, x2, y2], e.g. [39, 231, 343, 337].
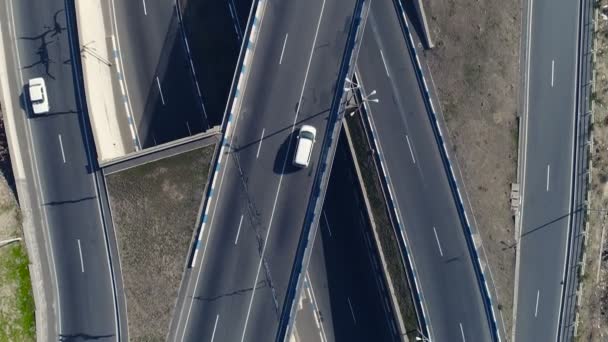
[292, 139, 399, 342]
[171, 0, 359, 340]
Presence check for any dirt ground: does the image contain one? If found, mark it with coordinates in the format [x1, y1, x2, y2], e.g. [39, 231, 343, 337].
[422, 0, 521, 337]
[576, 2, 608, 341]
[106, 146, 215, 341]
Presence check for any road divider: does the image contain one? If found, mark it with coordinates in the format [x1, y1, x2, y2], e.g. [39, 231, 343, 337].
[351, 71, 429, 339]
[278, 0, 370, 340]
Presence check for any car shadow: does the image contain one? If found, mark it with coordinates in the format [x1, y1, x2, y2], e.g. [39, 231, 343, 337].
[273, 131, 300, 175]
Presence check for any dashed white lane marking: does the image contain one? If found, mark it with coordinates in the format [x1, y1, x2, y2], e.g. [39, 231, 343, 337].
[156, 76, 165, 105]
[142, 0, 147, 15]
[380, 49, 390, 77]
[210, 314, 220, 342]
[322, 211, 332, 237]
[546, 164, 550, 191]
[256, 128, 265, 159]
[239, 1, 326, 340]
[234, 215, 244, 245]
[433, 226, 444, 257]
[535, 290, 540, 317]
[279, 33, 289, 65]
[77, 239, 84, 273]
[58, 134, 66, 163]
[459, 322, 466, 342]
[405, 134, 416, 164]
[347, 297, 357, 324]
[551, 60, 555, 87]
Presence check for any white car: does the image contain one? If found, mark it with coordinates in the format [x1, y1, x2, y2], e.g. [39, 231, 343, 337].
[293, 125, 317, 168]
[28, 77, 49, 114]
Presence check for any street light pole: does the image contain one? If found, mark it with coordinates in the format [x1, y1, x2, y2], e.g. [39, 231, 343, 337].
[344, 76, 378, 117]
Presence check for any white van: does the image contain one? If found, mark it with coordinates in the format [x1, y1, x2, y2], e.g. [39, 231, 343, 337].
[293, 125, 317, 168]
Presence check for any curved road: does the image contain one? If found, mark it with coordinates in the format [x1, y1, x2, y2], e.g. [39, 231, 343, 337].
[355, 0, 495, 340]
[0, 0, 120, 340]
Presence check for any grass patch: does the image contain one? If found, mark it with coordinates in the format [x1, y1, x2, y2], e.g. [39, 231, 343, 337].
[0, 242, 36, 341]
[345, 113, 420, 339]
[106, 145, 215, 341]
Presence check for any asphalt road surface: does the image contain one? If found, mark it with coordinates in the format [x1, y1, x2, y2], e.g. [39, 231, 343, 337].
[514, 0, 580, 340]
[180, 0, 253, 127]
[292, 139, 398, 342]
[107, 0, 207, 147]
[0, 0, 118, 339]
[171, 0, 358, 340]
[355, 0, 494, 340]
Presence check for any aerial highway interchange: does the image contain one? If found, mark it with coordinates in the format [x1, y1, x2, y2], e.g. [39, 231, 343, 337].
[0, 0, 592, 341]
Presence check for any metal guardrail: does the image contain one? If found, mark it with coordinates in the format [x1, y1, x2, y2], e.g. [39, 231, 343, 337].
[187, 0, 262, 267]
[392, 0, 502, 340]
[558, 0, 593, 339]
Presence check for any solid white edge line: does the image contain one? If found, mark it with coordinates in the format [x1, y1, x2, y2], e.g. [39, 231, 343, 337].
[156, 76, 165, 105]
[432, 226, 444, 257]
[239, 1, 326, 340]
[77, 239, 84, 273]
[58, 134, 66, 163]
[513, 0, 535, 338]
[234, 215, 244, 245]
[405, 134, 415, 164]
[279, 33, 288, 65]
[210, 314, 220, 342]
[7, 0, 66, 333]
[256, 128, 265, 159]
[554, 1, 582, 340]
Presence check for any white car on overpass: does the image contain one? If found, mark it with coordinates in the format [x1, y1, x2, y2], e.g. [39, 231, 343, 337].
[293, 125, 317, 168]
[28, 77, 49, 114]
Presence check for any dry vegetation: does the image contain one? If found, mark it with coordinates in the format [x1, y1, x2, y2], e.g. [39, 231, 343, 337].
[0, 172, 35, 341]
[422, 0, 521, 336]
[576, 2, 608, 340]
[106, 146, 214, 341]
[0, 109, 35, 341]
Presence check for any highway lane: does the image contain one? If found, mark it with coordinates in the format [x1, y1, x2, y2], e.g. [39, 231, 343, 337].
[292, 139, 398, 342]
[180, 0, 253, 127]
[355, 0, 494, 340]
[514, 0, 580, 340]
[171, 0, 358, 340]
[0, 0, 119, 339]
[107, 0, 205, 147]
